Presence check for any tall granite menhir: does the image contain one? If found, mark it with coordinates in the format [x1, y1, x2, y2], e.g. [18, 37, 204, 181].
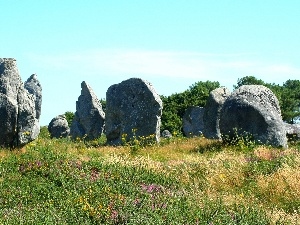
[203, 87, 231, 139]
[70, 81, 105, 140]
[220, 85, 287, 148]
[24, 74, 42, 120]
[0, 58, 42, 147]
[105, 78, 163, 145]
[183, 106, 205, 137]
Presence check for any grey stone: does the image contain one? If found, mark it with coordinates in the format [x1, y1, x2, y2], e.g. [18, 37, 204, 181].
[17, 86, 40, 146]
[161, 130, 172, 138]
[285, 122, 300, 141]
[183, 106, 205, 137]
[220, 85, 287, 148]
[0, 94, 18, 147]
[0, 58, 22, 103]
[48, 115, 70, 138]
[0, 58, 41, 147]
[203, 87, 231, 139]
[70, 81, 105, 140]
[105, 78, 162, 145]
[25, 74, 42, 120]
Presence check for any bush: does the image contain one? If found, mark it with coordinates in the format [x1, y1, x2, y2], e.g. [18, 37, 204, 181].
[64, 111, 75, 127]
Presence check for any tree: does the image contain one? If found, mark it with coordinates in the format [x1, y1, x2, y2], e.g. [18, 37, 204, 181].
[234, 76, 265, 89]
[64, 111, 75, 127]
[161, 81, 220, 134]
[99, 98, 106, 113]
[281, 80, 300, 123]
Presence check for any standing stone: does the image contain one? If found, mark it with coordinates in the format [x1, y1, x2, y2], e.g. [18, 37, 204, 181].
[183, 106, 205, 137]
[48, 115, 70, 138]
[25, 74, 42, 120]
[17, 85, 40, 146]
[0, 58, 41, 147]
[161, 130, 172, 138]
[0, 94, 17, 147]
[105, 78, 163, 145]
[203, 87, 231, 139]
[285, 122, 300, 141]
[220, 85, 287, 148]
[70, 81, 105, 140]
[0, 58, 19, 146]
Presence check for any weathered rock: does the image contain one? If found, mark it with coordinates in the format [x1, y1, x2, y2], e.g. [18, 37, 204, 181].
[48, 115, 70, 138]
[0, 94, 17, 147]
[0, 58, 41, 147]
[161, 130, 172, 138]
[17, 85, 40, 146]
[285, 122, 300, 141]
[25, 74, 42, 120]
[105, 78, 162, 145]
[183, 106, 205, 137]
[203, 87, 231, 139]
[220, 85, 287, 148]
[70, 81, 105, 140]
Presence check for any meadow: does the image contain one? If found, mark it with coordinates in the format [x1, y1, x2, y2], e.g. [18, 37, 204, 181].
[0, 127, 300, 224]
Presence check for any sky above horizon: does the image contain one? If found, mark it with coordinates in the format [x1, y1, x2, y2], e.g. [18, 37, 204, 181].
[1, 1, 300, 125]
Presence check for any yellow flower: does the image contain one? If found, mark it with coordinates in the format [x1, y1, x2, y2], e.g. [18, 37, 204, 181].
[23, 131, 31, 136]
[219, 173, 226, 181]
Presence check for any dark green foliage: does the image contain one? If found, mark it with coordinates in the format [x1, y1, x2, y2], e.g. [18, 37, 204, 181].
[99, 98, 106, 113]
[64, 111, 75, 127]
[281, 80, 300, 123]
[234, 76, 265, 89]
[161, 81, 220, 134]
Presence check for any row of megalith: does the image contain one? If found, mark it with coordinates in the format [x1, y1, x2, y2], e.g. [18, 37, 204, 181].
[49, 78, 163, 145]
[50, 80, 294, 148]
[183, 86, 298, 148]
[1, 58, 298, 148]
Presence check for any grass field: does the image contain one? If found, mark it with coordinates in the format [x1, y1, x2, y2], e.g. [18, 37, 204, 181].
[0, 127, 300, 224]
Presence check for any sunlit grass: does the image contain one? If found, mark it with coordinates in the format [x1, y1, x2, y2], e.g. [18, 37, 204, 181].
[0, 129, 299, 224]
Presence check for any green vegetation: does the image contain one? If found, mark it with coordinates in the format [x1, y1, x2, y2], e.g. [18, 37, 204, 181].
[26, 76, 298, 224]
[100, 98, 106, 112]
[64, 111, 75, 127]
[0, 129, 300, 224]
[160, 80, 220, 134]
[160, 76, 300, 135]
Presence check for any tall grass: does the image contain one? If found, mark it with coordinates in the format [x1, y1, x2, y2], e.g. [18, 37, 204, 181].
[0, 128, 299, 224]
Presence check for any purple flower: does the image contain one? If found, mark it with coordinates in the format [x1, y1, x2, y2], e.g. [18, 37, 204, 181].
[133, 198, 141, 207]
[141, 183, 162, 193]
[110, 210, 118, 221]
[36, 161, 42, 167]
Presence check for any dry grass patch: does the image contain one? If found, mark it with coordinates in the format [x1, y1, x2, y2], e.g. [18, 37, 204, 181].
[256, 161, 300, 210]
[254, 146, 283, 161]
[267, 208, 300, 225]
[3, 133, 300, 224]
[205, 150, 247, 192]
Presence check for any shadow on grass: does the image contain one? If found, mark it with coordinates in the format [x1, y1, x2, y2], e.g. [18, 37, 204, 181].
[190, 140, 224, 154]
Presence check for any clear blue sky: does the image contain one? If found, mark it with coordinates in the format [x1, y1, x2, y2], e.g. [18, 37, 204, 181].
[1, 1, 300, 125]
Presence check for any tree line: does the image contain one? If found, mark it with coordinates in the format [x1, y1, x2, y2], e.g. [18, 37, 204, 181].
[65, 76, 300, 135]
[160, 76, 300, 134]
